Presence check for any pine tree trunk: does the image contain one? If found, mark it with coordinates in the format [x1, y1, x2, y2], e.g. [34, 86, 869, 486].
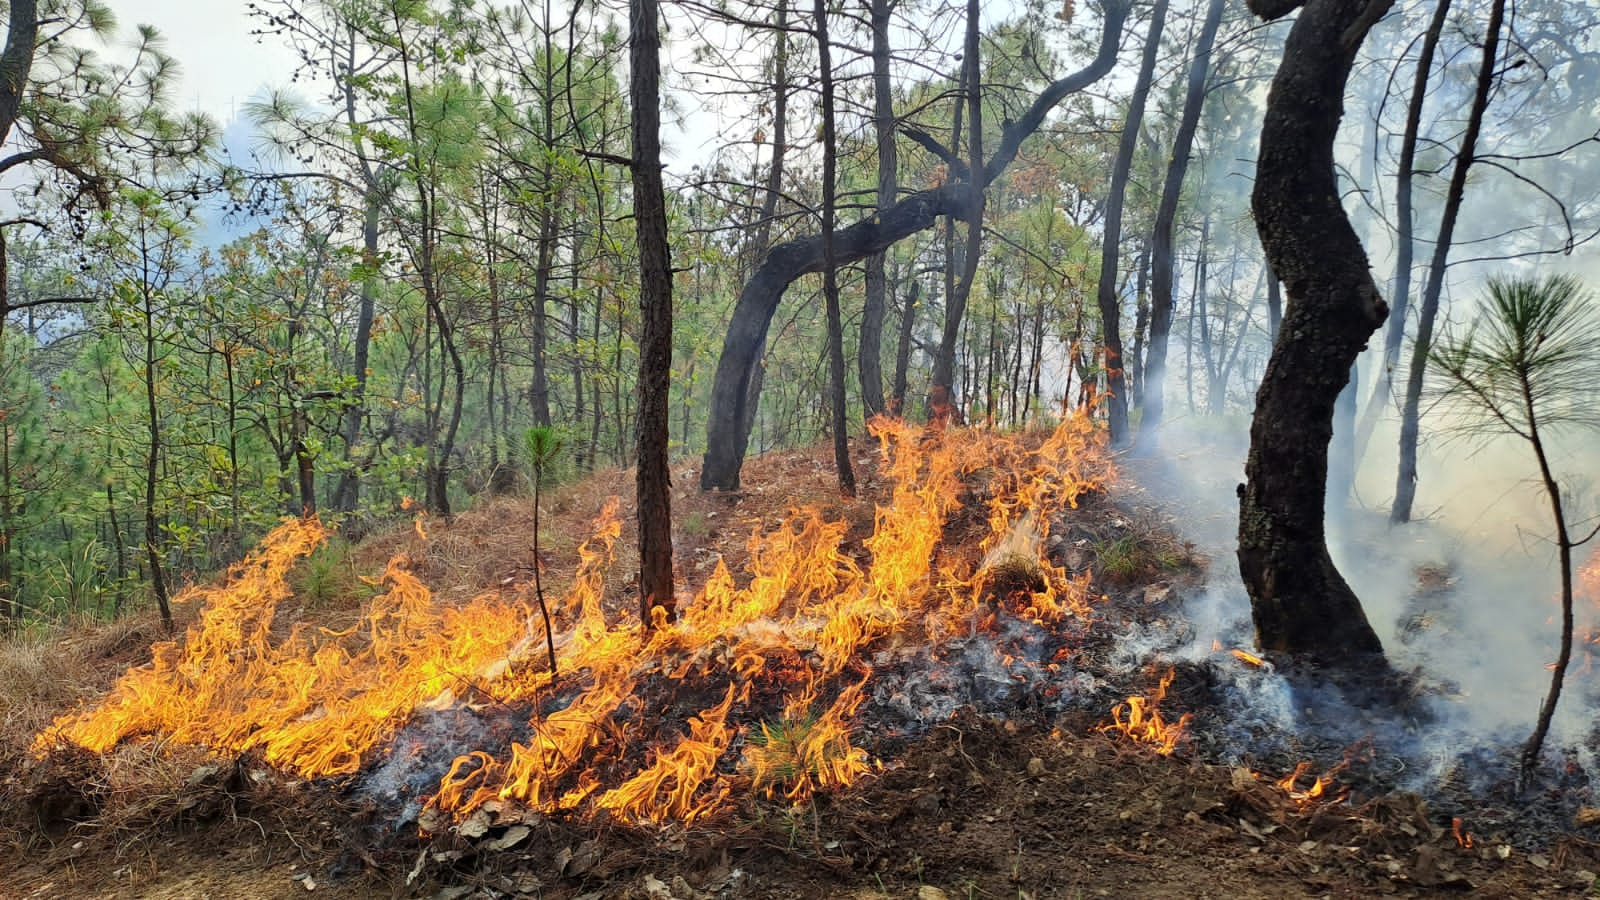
[1237, 0, 1392, 668]
[1391, 0, 1503, 524]
[1351, 0, 1449, 471]
[1139, 0, 1224, 442]
[1095, 0, 1167, 447]
[632, 0, 676, 623]
[858, 0, 895, 421]
[815, 0, 855, 495]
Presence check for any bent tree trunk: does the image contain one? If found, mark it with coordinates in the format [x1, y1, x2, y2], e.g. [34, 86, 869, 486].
[1238, 0, 1391, 667]
[701, 0, 1130, 490]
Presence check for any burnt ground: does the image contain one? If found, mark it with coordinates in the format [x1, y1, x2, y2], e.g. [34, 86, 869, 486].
[5, 436, 1600, 898]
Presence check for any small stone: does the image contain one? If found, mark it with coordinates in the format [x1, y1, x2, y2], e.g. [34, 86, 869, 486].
[1529, 854, 1550, 870]
[1027, 757, 1047, 778]
[918, 888, 950, 900]
[1574, 870, 1597, 885]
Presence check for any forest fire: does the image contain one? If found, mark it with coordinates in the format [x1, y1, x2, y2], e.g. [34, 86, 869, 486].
[1098, 667, 1192, 755]
[37, 413, 1120, 827]
[1274, 759, 1349, 808]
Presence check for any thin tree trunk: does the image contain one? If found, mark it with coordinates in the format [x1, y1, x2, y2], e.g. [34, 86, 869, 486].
[331, 198, 379, 513]
[140, 270, 172, 629]
[1352, 0, 1451, 467]
[1392, 0, 1504, 524]
[632, 0, 676, 624]
[815, 0, 855, 495]
[1521, 393, 1575, 784]
[1139, 0, 1225, 442]
[1095, 0, 1167, 447]
[858, 0, 896, 420]
[892, 277, 918, 411]
[737, 5, 790, 455]
[1129, 243, 1150, 411]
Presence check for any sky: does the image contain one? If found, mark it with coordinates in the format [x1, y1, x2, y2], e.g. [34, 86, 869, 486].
[113, 1, 303, 128]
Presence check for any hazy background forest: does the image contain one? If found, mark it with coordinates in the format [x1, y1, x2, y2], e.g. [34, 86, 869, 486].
[1, 0, 1597, 630]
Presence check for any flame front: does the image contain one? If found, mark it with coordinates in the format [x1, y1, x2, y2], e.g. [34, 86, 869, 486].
[39, 413, 1112, 826]
[1099, 667, 1192, 756]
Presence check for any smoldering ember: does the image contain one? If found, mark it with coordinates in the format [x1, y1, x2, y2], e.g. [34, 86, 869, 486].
[5, 0, 1600, 898]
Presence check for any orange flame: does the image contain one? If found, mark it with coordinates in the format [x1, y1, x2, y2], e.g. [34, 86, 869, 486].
[1452, 817, 1474, 849]
[1099, 667, 1193, 755]
[40, 412, 1112, 826]
[1230, 649, 1265, 667]
[1275, 759, 1349, 808]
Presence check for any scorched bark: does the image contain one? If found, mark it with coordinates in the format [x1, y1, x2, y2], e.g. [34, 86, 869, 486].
[1237, 0, 1390, 667]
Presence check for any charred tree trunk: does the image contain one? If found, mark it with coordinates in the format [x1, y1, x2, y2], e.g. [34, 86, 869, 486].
[632, 0, 675, 624]
[1139, 0, 1224, 443]
[858, 0, 896, 421]
[1391, 0, 1503, 524]
[1237, 0, 1392, 668]
[931, 0, 986, 413]
[700, 1, 1129, 490]
[892, 277, 918, 411]
[816, 0, 855, 495]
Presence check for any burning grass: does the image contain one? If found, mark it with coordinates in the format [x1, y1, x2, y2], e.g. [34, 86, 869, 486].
[10, 414, 1600, 897]
[32, 413, 1113, 830]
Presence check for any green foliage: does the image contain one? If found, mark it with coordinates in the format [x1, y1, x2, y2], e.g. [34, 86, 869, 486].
[1091, 532, 1188, 584]
[1427, 274, 1600, 438]
[289, 538, 376, 610]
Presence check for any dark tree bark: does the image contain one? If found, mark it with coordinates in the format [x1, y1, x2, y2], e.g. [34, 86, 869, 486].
[1094, 0, 1167, 448]
[0, 0, 37, 149]
[859, 0, 896, 420]
[1237, 0, 1393, 668]
[815, 0, 855, 495]
[1129, 245, 1149, 409]
[1350, 0, 1450, 471]
[529, 201, 558, 428]
[1265, 272, 1281, 342]
[330, 198, 380, 512]
[1391, 0, 1504, 524]
[931, 0, 986, 406]
[632, 0, 675, 624]
[701, 0, 1129, 490]
[892, 276, 919, 411]
[1138, 0, 1224, 443]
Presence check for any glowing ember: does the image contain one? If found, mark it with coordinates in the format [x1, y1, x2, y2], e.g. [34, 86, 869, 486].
[37, 412, 1113, 826]
[1099, 667, 1192, 755]
[1230, 649, 1265, 667]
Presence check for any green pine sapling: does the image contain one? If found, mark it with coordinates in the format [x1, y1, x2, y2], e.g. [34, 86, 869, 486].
[1426, 273, 1600, 788]
[524, 426, 564, 677]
